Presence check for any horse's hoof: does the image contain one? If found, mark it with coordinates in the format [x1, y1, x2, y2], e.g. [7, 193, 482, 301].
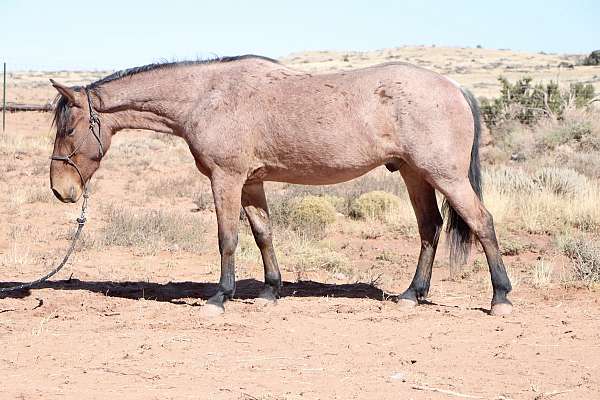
[257, 287, 279, 305]
[397, 298, 417, 310]
[490, 302, 513, 316]
[199, 303, 224, 318]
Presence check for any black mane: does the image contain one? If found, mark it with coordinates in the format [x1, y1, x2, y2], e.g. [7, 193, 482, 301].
[89, 54, 278, 88]
[52, 90, 80, 137]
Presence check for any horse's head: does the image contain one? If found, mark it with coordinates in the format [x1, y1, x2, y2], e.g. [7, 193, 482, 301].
[49, 80, 106, 203]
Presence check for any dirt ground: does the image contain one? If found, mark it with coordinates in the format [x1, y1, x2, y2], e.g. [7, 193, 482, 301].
[1, 58, 600, 399]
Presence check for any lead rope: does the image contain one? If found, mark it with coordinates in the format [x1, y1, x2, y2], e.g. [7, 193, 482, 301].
[0, 188, 89, 293]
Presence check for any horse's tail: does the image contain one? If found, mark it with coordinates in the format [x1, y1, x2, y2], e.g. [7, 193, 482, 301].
[442, 87, 483, 267]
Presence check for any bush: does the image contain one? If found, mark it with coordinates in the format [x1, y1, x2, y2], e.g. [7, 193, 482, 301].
[350, 191, 401, 220]
[582, 50, 600, 66]
[480, 77, 595, 129]
[289, 196, 337, 238]
[541, 120, 593, 149]
[560, 237, 600, 284]
[318, 194, 346, 213]
[268, 168, 406, 216]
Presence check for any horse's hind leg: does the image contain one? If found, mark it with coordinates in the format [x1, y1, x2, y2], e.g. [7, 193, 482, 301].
[437, 179, 513, 315]
[397, 166, 443, 307]
[242, 182, 282, 302]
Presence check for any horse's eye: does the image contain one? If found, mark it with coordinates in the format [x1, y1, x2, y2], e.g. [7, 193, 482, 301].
[67, 128, 75, 136]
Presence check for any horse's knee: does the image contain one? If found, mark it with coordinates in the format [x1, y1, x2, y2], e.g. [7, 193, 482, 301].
[219, 233, 238, 257]
[253, 228, 272, 249]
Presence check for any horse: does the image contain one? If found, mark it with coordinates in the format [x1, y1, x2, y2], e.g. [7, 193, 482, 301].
[49, 55, 512, 317]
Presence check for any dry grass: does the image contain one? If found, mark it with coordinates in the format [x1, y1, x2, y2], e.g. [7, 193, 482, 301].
[276, 234, 350, 278]
[95, 205, 208, 255]
[350, 191, 401, 220]
[0, 132, 51, 157]
[531, 260, 553, 288]
[559, 237, 600, 285]
[288, 196, 337, 239]
[483, 166, 600, 235]
[146, 174, 203, 198]
[0, 242, 33, 268]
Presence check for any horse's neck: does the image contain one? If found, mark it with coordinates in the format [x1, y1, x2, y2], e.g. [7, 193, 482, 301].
[95, 74, 201, 136]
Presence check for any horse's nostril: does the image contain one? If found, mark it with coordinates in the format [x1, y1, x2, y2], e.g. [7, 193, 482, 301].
[52, 188, 64, 202]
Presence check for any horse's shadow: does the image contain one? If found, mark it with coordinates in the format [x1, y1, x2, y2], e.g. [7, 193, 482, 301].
[0, 278, 390, 304]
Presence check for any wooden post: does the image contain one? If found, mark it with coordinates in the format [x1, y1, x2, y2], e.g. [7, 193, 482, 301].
[2, 62, 6, 133]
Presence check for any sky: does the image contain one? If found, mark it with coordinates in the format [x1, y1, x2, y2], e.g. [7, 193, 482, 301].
[2, 0, 599, 71]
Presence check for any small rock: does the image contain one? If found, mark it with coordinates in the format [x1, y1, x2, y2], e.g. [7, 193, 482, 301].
[390, 372, 407, 382]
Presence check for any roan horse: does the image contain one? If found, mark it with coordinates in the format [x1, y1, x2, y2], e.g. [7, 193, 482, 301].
[49, 55, 513, 316]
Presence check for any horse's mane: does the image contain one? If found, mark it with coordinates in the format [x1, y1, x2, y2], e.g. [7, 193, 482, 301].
[88, 55, 278, 88]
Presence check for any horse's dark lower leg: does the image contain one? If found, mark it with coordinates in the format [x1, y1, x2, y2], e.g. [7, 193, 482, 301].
[242, 182, 282, 301]
[205, 174, 244, 311]
[441, 180, 512, 315]
[398, 168, 443, 305]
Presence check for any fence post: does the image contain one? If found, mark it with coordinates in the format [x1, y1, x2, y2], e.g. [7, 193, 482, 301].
[2, 62, 6, 133]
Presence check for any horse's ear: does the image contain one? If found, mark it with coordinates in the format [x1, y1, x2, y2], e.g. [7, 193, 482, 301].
[50, 79, 79, 106]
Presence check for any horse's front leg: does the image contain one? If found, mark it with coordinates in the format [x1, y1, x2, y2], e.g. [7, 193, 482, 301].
[202, 171, 244, 316]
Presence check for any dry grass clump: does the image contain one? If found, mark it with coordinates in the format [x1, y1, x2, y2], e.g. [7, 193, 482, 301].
[484, 167, 536, 194]
[350, 191, 401, 220]
[483, 166, 600, 234]
[534, 167, 587, 196]
[98, 205, 207, 254]
[317, 194, 346, 213]
[559, 237, 600, 285]
[531, 260, 553, 288]
[288, 196, 337, 238]
[276, 235, 350, 276]
[267, 167, 406, 216]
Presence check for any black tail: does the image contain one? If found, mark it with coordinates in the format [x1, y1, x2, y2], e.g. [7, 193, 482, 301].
[442, 87, 483, 267]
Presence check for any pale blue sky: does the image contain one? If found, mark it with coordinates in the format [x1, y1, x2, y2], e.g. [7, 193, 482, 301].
[2, 0, 598, 70]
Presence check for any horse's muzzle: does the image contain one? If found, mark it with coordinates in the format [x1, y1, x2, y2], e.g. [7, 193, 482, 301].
[51, 185, 80, 203]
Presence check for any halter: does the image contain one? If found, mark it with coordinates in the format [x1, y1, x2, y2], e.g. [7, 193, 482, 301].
[50, 88, 105, 187]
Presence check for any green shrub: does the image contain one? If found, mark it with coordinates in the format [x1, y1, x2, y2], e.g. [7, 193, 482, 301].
[480, 77, 595, 129]
[582, 50, 600, 66]
[350, 191, 401, 220]
[289, 196, 337, 238]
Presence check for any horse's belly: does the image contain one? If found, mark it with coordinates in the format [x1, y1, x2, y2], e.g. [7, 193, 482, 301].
[257, 163, 382, 185]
